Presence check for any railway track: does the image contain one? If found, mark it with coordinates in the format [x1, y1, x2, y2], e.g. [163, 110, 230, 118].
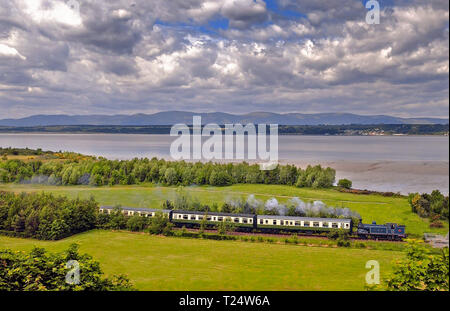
[174, 227, 405, 243]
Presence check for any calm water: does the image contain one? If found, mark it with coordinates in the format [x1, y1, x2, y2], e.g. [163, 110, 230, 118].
[0, 134, 448, 194]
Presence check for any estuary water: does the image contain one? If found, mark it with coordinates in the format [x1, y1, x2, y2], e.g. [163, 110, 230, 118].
[0, 133, 448, 194]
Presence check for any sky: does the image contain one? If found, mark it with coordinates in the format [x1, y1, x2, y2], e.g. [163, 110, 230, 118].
[0, 0, 448, 118]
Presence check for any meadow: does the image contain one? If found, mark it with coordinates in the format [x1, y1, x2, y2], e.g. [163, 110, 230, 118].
[0, 230, 403, 291]
[0, 183, 447, 237]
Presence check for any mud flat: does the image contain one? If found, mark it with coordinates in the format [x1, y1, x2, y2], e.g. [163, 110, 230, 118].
[284, 159, 449, 195]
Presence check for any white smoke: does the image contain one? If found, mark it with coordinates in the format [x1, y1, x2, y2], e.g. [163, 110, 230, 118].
[264, 198, 287, 216]
[287, 197, 360, 219]
[246, 194, 264, 210]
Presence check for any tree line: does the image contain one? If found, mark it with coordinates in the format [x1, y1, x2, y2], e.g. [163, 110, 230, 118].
[0, 157, 337, 188]
[0, 191, 98, 240]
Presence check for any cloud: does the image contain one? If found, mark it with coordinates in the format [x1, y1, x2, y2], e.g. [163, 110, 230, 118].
[0, 0, 448, 118]
[0, 43, 26, 59]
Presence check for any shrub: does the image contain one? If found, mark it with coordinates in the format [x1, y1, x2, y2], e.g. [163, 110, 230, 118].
[337, 239, 351, 247]
[387, 242, 449, 291]
[147, 212, 173, 235]
[0, 244, 135, 291]
[357, 242, 366, 248]
[430, 220, 444, 228]
[337, 178, 352, 189]
[126, 215, 148, 232]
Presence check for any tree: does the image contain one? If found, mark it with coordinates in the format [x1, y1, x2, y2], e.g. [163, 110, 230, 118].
[209, 169, 232, 186]
[127, 214, 148, 232]
[216, 217, 235, 235]
[164, 167, 178, 185]
[0, 244, 135, 291]
[338, 178, 352, 189]
[386, 242, 449, 291]
[108, 207, 127, 230]
[148, 211, 173, 235]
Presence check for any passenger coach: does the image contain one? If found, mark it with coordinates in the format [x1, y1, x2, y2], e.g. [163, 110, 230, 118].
[256, 215, 352, 233]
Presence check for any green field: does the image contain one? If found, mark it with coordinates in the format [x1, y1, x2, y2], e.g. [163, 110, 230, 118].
[0, 230, 403, 290]
[1, 183, 447, 237]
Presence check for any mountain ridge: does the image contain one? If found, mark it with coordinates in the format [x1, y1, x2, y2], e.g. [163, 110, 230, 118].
[0, 111, 447, 126]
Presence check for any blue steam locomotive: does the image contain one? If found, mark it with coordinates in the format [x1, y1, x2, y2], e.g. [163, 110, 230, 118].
[357, 220, 406, 241]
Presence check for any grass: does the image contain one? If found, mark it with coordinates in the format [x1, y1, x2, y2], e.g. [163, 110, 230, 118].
[0, 230, 403, 291]
[0, 183, 447, 237]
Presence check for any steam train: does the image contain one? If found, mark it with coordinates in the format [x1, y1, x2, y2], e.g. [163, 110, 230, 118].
[99, 206, 407, 241]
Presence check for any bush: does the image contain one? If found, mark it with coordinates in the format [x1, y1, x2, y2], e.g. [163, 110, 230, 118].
[147, 212, 173, 235]
[126, 215, 148, 232]
[337, 239, 351, 247]
[430, 220, 444, 228]
[0, 244, 135, 291]
[387, 242, 449, 291]
[337, 178, 352, 189]
[409, 190, 449, 221]
[357, 242, 366, 248]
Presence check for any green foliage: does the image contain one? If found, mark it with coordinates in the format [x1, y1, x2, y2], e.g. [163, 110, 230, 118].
[327, 229, 348, 240]
[409, 190, 449, 221]
[216, 217, 236, 235]
[147, 211, 173, 235]
[295, 165, 335, 188]
[0, 191, 98, 240]
[0, 156, 336, 188]
[337, 178, 352, 189]
[126, 214, 148, 232]
[0, 243, 134, 291]
[387, 242, 449, 291]
[106, 206, 127, 230]
[0, 147, 50, 156]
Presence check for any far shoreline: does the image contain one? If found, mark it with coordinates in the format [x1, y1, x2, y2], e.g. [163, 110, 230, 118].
[0, 131, 448, 137]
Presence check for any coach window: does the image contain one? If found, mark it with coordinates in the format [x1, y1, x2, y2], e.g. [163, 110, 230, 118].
[295, 221, 300, 226]
[243, 218, 248, 223]
[272, 220, 277, 225]
[304, 222, 310, 227]
[313, 222, 319, 227]
[234, 218, 239, 223]
[280, 220, 284, 225]
[218, 217, 223, 221]
[322, 222, 328, 228]
[332, 223, 338, 228]
[183, 215, 188, 220]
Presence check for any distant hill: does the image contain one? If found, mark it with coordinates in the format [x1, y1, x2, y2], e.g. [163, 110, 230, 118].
[0, 111, 447, 126]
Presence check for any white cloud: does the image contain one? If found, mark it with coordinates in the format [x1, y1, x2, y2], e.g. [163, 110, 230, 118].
[23, 0, 82, 26]
[0, 43, 26, 60]
[0, 0, 448, 118]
